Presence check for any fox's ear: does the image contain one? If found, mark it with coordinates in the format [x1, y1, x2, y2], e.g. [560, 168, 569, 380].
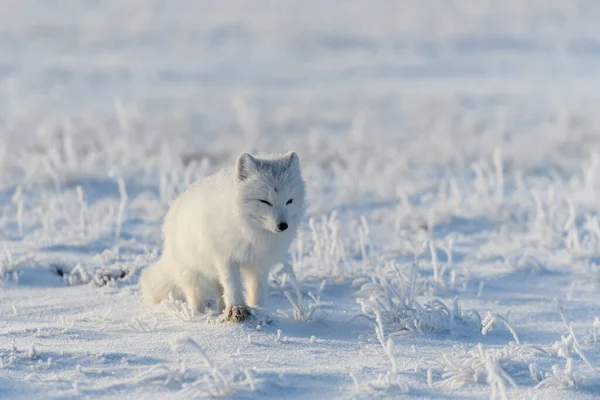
[236, 153, 259, 181]
[285, 151, 300, 170]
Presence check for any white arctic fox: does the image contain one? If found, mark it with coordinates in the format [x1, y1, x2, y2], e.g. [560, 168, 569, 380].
[141, 152, 306, 322]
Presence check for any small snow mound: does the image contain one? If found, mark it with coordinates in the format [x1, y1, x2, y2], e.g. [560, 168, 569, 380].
[216, 307, 276, 328]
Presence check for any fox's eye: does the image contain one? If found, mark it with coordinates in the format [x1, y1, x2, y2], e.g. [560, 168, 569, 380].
[259, 200, 272, 206]
[286, 199, 293, 205]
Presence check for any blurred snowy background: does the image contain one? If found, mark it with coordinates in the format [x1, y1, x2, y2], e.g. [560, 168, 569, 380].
[1, 1, 600, 399]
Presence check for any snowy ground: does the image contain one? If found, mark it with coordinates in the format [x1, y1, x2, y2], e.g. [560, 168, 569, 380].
[2, 1, 600, 399]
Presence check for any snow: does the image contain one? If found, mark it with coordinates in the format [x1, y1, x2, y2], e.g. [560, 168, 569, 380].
[2, 0, 600, 398]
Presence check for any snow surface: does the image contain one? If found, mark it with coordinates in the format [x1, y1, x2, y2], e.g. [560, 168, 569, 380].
[2, 1, 600, 399]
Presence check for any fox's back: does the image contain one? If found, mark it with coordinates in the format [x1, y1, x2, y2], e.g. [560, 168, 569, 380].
[162, 168, 239, 263]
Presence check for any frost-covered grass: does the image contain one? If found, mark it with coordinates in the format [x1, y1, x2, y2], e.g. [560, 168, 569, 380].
[2, 1, 600, 399]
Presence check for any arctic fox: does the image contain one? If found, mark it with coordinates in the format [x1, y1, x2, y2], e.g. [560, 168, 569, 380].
[141, 152, 306, 322]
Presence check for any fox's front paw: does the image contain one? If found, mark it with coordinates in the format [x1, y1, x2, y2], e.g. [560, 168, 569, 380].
[225, 305, 250, 322]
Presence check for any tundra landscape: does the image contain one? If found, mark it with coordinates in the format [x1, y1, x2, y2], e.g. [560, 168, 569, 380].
[1, 1, 600, 399]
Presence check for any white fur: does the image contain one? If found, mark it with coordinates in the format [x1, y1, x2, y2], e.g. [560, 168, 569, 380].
[140, 152, 306, 318]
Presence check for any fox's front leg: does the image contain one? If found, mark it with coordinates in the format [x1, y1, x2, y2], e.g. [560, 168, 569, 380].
[243, 268, 268, 307]
[216, 259, 249, 322]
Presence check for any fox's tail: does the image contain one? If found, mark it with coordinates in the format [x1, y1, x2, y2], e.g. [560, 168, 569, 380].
[140, 261, 176, 305]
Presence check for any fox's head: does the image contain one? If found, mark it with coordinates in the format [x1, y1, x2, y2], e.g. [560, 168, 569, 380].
[235, 152, 306, 234]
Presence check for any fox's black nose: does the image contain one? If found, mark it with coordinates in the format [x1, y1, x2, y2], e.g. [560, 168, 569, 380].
[277, 222, 288, 232]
